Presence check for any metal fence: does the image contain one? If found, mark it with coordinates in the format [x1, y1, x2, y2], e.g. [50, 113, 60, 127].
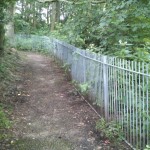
[12, 35, 150, 149]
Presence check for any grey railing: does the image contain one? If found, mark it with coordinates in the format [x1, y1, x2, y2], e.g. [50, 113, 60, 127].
[11, 35, 150, 149]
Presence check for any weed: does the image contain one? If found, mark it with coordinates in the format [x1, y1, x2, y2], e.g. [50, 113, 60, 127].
[0, 105, 11, 140]
[62, 63, 70, 74]
[79, 83, 89, 95]
[0, 106, 11, 129]
[62, 63, 71, 80]
[96, 118, 123, 143]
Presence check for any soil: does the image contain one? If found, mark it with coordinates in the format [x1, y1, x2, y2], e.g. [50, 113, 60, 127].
[0, 52, 130, 150]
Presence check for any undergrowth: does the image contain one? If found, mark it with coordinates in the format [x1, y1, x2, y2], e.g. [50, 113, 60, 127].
[0, 48, 19, 140]
[0, 49, 19, 83]
[8, 35, 52, 55]
[96, 118, 123, 143]
[0, 105, 11, 140]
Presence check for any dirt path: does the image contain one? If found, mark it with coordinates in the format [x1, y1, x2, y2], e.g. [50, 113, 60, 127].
[9, 52, 118, 150]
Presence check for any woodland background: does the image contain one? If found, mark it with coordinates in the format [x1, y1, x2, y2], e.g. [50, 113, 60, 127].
[0, 0, 150, 62]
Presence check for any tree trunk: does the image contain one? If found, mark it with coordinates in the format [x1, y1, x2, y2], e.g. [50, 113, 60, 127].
[46, 5, 50, 25]
[50, 2, 56, 31]
[21, 0, 25, 19]
[38, 5, 42, 22]
[0, 7, 5, 56]
[5, 2, 15, 38]
[32, 2, 37, 30]
[50, 1, 60, 31]
[56, 1, 60, 23]
[24, 1, 29, 22]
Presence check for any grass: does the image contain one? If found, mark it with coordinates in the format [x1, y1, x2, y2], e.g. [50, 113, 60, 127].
[12, 137, 73, 150]
[0, 49, 19, 83]
[0, 48, 20, 140]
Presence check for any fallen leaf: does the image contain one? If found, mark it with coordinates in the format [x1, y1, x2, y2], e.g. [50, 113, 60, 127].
[104, 140, 110, 144]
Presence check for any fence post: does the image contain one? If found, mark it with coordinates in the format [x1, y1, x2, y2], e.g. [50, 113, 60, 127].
[83, 51, 86, 83]
[103, 56, 109, 120]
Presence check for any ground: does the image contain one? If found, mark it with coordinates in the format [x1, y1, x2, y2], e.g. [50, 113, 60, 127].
[0, 52, 129, 150]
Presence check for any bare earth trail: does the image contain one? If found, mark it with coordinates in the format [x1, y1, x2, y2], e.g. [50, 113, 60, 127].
[11, 52, 116, 150]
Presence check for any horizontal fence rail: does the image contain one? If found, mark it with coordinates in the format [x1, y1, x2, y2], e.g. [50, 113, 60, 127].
[11, 35, 150, 150]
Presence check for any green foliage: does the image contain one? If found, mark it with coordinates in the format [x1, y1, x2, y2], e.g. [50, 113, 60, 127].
[62, 63, 70, 73]
[10, 35, 51, 55]
[14, 0, 50, 35]
[0, 105, 12, 140]
[0, 105, 11, 130]
[61, 63, 71, 80]
[50, 23, 68, 41]
[13, 137, 73, 150]
[13, 0, 150, 61]
[32, 25, 50, 36]
[144, 145, 150, 150]
[48, 0, 150, 62]
[0, 0, 16, 9]
[0, 46, 19, 141]
[0, 49, 18, 81]
[14, 17, 30, 34]
[0, 64, 6, 79]
[12, 0, 150, 61]
[78, 83, 89, 94]
[96, 118, 123, 142]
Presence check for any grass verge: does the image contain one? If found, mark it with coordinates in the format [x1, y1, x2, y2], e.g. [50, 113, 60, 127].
[0, 48, 20, 142]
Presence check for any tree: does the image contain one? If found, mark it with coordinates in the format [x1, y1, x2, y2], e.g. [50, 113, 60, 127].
[0, 0, 16, 56]
[50, 1, 60, 31]
[12, 0, 150, 60]
[51, 0, 150, 61]
[0, 2, 6, 55]
[14, 0, 61, 32]
[5, 2, 15, 38]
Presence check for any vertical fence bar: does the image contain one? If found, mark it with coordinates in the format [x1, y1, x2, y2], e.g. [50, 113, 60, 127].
[112, 58, 115, 120]
[114, 58, 117, 119]
[128, 61, 132, 144]
[101, 56, 104, 114]
[119, 59, 123, 127]
[118, 59, 121, 123]
[83, 51, 86, 83]
[135, 61, 138, 149]
[125, 60, 129, 142]
[108, 57, 111, 119]
[131, 61, 135, 146]
[93, 53, 97, 102]
[109, 58, 112, 119]
[103, 56, 109, 120]
[98, 56, 101, 112]
[138, 62, 142, 149]
[142, 62, 145, 148]
[146, 64, 149, 146]
[116, 58, 119, 122]
[122, 59, 125, 131]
